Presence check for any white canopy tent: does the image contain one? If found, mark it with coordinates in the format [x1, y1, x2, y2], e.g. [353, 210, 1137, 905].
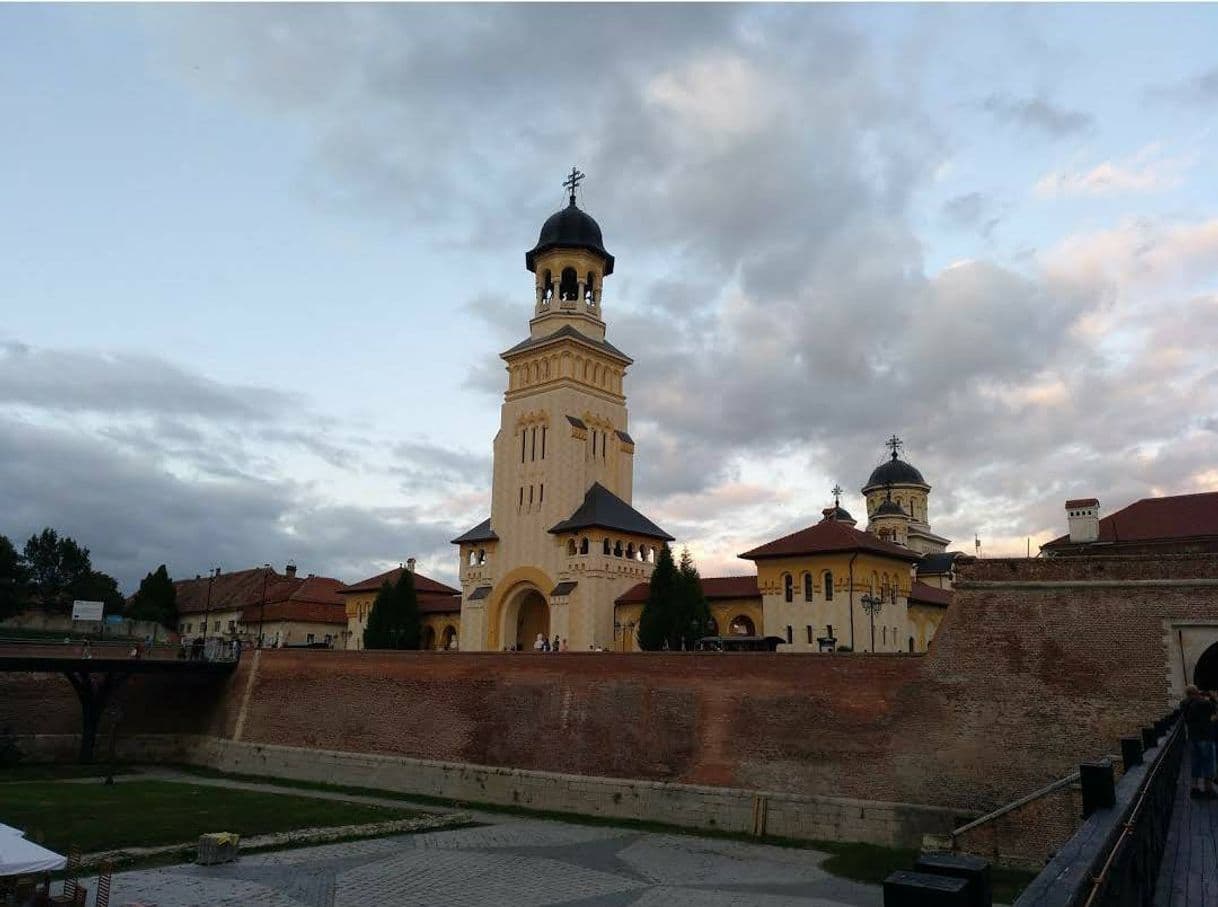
[0, 824, 66, 877]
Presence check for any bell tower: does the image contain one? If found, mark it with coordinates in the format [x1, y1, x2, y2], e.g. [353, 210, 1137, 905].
[453, 170, 671, 653]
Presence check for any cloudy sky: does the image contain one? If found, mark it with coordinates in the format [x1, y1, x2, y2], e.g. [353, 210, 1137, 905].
[3, 4, 1217, 590]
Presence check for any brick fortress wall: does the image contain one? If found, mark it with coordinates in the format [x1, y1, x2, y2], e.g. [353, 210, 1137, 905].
[4, 554, 1215, 820]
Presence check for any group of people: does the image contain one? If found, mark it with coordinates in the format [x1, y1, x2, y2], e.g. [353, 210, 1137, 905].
[1183, 684, 1218, 799]
[532, 633, 566, 652]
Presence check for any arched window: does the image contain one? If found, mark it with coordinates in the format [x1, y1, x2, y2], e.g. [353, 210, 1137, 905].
[585, 271, 596, 302]
[543, 269, 553, 300]
[603, 538, 611, 555]
[477, 549, 486, 566]
[882, 626, 887, 645]
[803, 572, 813, 602]
[579, 537, 589, 555]
[783, 573, 793, 603]
[468, 550, 477, 566]
[626, 543, 635, 560]
[567, 539, 577, 556]
[560, 267, 578, 300]
[823, 571, 833, 600]
[614, 540, 623, 557]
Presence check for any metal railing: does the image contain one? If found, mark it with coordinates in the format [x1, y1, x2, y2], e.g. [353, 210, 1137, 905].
[1014, 711, 1184, 907]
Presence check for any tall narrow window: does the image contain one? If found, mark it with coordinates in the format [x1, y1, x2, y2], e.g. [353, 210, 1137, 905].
[603, 538, 611, 555]
[824, 572, 834, 601]
[783, 573, 793, 603]
[531, 427, 537, 461]
[539, 484, 544, 503]
[519, 487, 524, 507]
[520, 431, 526, 463]
[786, 625, 793, 644]
[806, 625, 813, 644]
[529, 485, 534, 506]
[803, 572, 813, 602]
[541, 425, 547, 459]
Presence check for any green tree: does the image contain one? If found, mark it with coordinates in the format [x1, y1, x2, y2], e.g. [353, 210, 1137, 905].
[22, 528, 92, 610]
[128, 565, 178, 628]
[638, 544, 679, 651]
[0, 534, 28, 619]
[72, 570, 126, 617]
[363, 570, 421, 650]
[676, 547, 713, 650]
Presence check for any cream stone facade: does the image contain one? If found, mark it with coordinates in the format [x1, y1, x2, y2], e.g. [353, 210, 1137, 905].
[454, 181, 671, 652]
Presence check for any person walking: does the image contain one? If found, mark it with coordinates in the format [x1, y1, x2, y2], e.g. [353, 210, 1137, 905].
[552, 634, 561, 653]
[533, 633, 546, 652]
[1183, 685, 1217, 799]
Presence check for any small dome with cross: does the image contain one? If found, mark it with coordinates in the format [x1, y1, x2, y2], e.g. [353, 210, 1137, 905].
[526, 167, 614, 275]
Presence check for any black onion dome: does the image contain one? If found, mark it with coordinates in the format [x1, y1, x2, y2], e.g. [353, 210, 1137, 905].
[864, 457, 927, 491]
[821, 505, 854, 523]
[526, 199, 615, 275]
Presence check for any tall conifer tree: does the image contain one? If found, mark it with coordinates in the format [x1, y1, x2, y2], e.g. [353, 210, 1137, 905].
[638, 544, 679, 650]
[128, 565, 178, 629]
[363, 569, 423, 650]
[676, 547, 713, 650]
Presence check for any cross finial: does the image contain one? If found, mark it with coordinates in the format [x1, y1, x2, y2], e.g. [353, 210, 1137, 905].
[885, 434, 903, 460]
[831, 484, 843, 506]
[563, 166, 585, 205]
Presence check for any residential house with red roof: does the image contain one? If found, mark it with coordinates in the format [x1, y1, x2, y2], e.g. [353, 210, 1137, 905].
[1042, 492, 1218, 557]
[175, 564, 349, 649]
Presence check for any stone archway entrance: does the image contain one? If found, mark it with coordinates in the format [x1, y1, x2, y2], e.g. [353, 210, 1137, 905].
[421, 626, 436, 650]
[729, 614, 755, 636]
[506, 587, 550, 651]
[1195, 642, 1218, 691]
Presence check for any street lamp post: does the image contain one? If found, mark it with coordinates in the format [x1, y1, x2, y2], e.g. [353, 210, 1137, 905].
[202, 567, 219, 652]
[860, 593, 883, 653]
[258, 564, 271, 649]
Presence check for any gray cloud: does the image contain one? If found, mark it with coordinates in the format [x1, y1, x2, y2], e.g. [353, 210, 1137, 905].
[1146, 66, 1218, 106]
[977, 93, 1093, 137]
[0, 341, 297, 420]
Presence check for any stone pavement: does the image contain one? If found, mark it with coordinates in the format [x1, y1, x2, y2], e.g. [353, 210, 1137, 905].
[100, 817, 883, 906]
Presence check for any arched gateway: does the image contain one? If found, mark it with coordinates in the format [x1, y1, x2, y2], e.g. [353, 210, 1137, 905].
[505, 586, 549, 651]
[1195, 641, 1218, 691]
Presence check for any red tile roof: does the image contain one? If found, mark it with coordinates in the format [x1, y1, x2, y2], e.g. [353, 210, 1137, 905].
[238, 601, 348, 626]
[1043, 492, 1218, 549]
[739, 518, 923, 563]
[909, 581, 952, 607]
[175, 568, 343, 615]
[615, 575, 760, 606]
[1065, 498, 1099, 508]
[339, 567, 460, 596]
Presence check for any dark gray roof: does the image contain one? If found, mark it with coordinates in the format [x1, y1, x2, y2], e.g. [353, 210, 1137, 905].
[566, 415, 586, 429]
[450, 518, 498, 545]
[525, 199, 614, 275]
[918, 551, 962, 576]
[551, 581, 578, 597]
[467, 585, 492, 601]
[615, 430, 634, 445]
[863, 453, 928, 491]
[501, 325, 631, 364]
[549, 482, 674, 541]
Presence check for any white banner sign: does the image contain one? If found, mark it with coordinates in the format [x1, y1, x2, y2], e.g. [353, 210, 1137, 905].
[71, 600, 105, 621]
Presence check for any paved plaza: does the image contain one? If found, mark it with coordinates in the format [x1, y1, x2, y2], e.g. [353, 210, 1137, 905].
[102, 817, 882, 907]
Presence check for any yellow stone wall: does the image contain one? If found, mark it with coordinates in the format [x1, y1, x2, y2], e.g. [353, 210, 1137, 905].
[754, 551, 917, 653]
[611, 596, 766, 652]
[908, 604, 945, 653]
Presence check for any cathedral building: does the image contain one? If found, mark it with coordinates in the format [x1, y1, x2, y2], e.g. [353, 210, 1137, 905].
[452, 172, 671, 651]
[449, 173, 959, 655]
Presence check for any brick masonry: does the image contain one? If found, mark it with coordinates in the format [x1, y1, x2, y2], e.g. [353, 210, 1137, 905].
[3, 553, 1214, 855]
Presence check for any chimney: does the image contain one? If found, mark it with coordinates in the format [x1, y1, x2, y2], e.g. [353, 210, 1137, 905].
[406, 558, 416, 573]
[1066, 498, 1100, 543]
[285, 562, 297, 578]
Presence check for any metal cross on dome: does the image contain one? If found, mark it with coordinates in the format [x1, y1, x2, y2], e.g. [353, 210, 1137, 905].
[886, 434, 904, 459]
[563, 166, 585, 203]
[831, 484, 844, 506]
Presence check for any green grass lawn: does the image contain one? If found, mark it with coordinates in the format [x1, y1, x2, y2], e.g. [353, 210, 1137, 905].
[1, 764, 134, 782]
[0, 779, 427, 853]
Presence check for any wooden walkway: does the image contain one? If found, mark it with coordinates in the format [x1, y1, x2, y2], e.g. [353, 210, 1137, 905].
[1154, 747, 1218, 906]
